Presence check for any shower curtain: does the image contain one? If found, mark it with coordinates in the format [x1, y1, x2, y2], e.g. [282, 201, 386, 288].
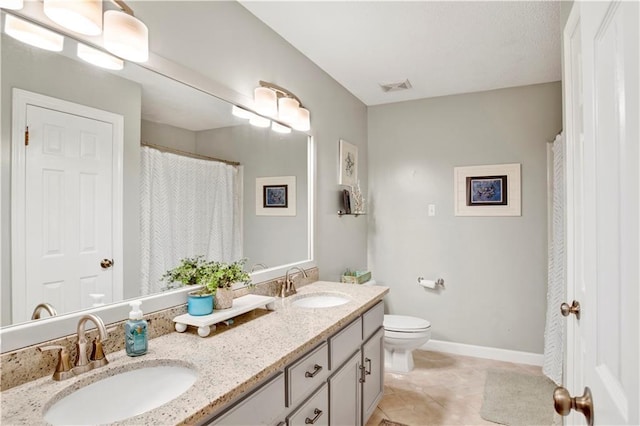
[543, 133, 565, 385]
[140, 146, 242, 295]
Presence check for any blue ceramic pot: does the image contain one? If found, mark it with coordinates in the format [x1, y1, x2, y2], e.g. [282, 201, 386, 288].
[187, 292, 213, 316]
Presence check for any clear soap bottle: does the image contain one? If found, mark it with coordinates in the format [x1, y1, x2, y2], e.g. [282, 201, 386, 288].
[125, 301, 148, 356]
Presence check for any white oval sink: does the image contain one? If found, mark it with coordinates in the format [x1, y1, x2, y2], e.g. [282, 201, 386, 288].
[291, 293, 351, 308]
[44, 365, 197, 425]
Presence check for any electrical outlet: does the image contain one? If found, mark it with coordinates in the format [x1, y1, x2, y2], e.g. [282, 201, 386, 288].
[428, 204, 436, 216]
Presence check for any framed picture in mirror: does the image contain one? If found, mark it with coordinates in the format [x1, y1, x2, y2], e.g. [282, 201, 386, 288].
[256, 176, 296, 216]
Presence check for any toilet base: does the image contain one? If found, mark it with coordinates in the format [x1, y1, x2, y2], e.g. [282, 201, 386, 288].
[384, 347, 415, 373]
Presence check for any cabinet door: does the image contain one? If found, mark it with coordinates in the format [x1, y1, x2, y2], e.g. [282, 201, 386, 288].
[361, 327, 384, 425]
[329, 350, 362, 426]
[207, 372, 285, 425]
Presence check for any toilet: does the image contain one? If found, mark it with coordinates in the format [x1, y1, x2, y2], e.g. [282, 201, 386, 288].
[363, 280, 432, 373]
[383, 314, 431, 373]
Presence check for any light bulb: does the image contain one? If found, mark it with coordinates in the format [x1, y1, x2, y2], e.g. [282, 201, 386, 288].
[292, 107, 311, 132]
[249, 115, 271, 128]
[0, 0, 24, 10]
[271, 122, 292, 134]
[278, 97, 300, 124]
[232, 105, 254, 119]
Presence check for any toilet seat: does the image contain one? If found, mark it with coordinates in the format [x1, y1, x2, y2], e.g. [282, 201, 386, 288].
[384, 315, 431, 332]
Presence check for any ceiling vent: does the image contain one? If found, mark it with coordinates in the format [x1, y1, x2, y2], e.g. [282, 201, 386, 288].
[379, 79, 412, 93]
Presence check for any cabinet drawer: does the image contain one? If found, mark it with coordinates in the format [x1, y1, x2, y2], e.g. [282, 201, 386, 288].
[287, 383, 328, 426]
[286, 342, 329, 408]
[362, 301, 384, 340]
[209, 372, 285, 425]
[328, 317, 362, 370]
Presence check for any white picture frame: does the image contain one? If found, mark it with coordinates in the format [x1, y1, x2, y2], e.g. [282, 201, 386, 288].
[256, 176, 296, 216]
[454, 163, 522, 216]
[338, 139, 358, 186]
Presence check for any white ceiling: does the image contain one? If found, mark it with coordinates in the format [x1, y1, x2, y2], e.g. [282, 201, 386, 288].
[240, 1, 561, 106]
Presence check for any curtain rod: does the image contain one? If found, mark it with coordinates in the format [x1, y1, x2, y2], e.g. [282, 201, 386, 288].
[141, 142, 240, 167]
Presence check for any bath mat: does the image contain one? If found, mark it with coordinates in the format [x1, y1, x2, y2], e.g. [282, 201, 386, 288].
[379, 420, 409, 426]
[481, 369, 556, 425]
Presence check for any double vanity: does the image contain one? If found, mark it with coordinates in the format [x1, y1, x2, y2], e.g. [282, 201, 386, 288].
[1, 281, 388, 425]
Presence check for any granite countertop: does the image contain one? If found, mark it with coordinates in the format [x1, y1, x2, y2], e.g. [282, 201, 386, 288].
[1, 281, 388, 425]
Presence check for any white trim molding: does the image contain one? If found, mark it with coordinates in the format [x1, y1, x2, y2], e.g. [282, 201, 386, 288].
[422, 339, 544, 366]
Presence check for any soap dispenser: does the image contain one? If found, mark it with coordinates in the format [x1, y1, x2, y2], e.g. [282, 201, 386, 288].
[125, 301, 148, 356]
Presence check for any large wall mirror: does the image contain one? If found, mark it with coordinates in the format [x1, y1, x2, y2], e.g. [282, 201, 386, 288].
[0, 10, 314, 350]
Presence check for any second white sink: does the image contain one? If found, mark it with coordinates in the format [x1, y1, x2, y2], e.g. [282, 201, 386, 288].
[291, 293, 351, 308]
[44, 364, 197, 425]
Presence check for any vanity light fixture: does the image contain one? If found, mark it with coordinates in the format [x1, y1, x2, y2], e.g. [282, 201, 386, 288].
[0, 0, 23, 10]
[103, 2, 149, 63]
[43, 0, 102, 36]
[77, 42, 123, 70]
[3, 14, 64, 51]
[254, 81, 311, 131]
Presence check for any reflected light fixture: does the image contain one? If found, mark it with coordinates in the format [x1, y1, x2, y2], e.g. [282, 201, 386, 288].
[249, 115, 271, 128]
[271, 122, 292, 134]
[232, 105, 255, 120]
[77, 42, 123, 70]
[103, 6, 148, 62]
[0, 0, 23, 10]
[254, 81, 311, 131]
[43, 0, 102, 36]
[4, 14, 64, 51]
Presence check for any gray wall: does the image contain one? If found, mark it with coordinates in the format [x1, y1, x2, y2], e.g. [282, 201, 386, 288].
[134, 1, 369, 281]
[368, 82, 562, 353]
[141, 120, 196, 152]
[1, 35, 142, 325]
[196, 126, 308, 268]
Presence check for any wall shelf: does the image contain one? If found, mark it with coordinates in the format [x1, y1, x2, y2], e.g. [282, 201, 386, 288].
[338, 211, 366, 217]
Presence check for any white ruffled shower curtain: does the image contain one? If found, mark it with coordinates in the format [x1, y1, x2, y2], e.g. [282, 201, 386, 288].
[140, 146, 242, 295]
[543, 133, 565, 385]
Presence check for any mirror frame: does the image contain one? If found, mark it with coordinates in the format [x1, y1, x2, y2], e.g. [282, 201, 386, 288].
[0, 10, 316, 353]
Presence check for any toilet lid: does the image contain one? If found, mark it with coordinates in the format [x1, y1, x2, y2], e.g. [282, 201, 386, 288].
[384, 315, 431, 332]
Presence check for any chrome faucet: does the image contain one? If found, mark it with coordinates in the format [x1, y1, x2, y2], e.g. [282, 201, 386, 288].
[281, 266, 308, 297]
[31, 302, 57, 320]
[38, 314, 110, 381]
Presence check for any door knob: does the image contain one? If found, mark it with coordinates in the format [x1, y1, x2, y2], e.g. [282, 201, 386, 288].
[553, 386, 593, 426]
[560, 300, 581, 319]
[100, 259, 114, 269]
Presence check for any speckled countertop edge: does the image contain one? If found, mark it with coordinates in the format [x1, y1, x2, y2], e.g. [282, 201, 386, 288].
[1, 281, 388, 426]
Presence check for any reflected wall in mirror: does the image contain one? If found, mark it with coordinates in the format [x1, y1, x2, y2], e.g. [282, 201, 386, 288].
[1, 25, 310, 327]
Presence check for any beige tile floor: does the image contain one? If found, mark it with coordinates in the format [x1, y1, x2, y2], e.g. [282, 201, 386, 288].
[365, 350, 546, 426]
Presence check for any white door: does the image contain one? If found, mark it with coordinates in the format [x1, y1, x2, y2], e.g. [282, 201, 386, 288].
[563, 1, 639, 425]
[11, 89, 124, 323]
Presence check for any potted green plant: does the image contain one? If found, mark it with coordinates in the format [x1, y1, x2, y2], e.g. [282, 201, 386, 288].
[202, 259, 251, 310]
[161, 256, 214, 316]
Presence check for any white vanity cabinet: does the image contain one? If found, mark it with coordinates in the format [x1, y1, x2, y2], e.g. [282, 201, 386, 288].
[203, 300, 384, 426]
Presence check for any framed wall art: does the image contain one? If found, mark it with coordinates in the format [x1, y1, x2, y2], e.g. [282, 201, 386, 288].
[338, 139, 358, 186]
[256, 176, 296, 216]
[454, 163, 521, 216]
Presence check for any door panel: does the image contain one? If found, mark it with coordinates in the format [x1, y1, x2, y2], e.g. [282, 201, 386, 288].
[564, 1, 639, 424]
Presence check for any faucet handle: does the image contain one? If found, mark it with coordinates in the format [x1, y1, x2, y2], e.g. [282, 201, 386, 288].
[90, 339, 109, 367]
[38, 345, 72, 381]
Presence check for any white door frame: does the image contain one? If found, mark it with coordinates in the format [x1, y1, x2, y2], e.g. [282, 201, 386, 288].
[11, 88, 124, 322]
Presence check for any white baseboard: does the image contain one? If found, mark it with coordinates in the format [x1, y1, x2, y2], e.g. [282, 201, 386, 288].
[421, 339, 544, 366]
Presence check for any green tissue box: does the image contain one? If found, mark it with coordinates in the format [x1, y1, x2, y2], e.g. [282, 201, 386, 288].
[341, 271, 372, 284]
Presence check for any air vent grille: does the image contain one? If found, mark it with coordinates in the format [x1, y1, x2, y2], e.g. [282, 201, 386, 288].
[379, 79, 412, 92]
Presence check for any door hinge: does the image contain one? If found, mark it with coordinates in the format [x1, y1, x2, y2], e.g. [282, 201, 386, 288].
[24, 126, 29, 146]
